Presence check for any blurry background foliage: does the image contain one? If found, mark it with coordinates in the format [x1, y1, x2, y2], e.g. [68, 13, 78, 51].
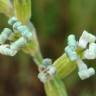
[0, 0, 96, 96]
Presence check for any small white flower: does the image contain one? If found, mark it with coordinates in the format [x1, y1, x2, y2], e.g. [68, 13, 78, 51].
[38, 71, 48, 83]
[8, 17, 33, 40]
[8, 16, 18, 25]
[83, 43, 96, 59]
[13, 21, 22, 31]
[47, 65, 56, 76]
[10, 37, 27, 50]
[0, 28, 12, 44]
[78, 67, 95, 80]
[68, 34, 77, 49]
[65, 46, 78, 61]
[17, 25, 32, 40]
[38, 65, 56, 83]
[78, 30, 96, 49]
[0, 44, 17, 56]
[38, 58, 56, 83]
[65, 34, 78, 61]
[76, 57, 95, 80]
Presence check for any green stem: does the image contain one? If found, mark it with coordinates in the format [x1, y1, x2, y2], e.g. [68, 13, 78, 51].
[25, 22, 43, 65]
[27, 22, 68, 96]
[44, 76, 68, 96]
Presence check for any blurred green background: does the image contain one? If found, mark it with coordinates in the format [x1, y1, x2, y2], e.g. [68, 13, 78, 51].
[0, 0, 96, 96]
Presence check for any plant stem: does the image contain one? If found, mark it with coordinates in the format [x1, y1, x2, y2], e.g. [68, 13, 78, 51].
[44, 76, 68, 96]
